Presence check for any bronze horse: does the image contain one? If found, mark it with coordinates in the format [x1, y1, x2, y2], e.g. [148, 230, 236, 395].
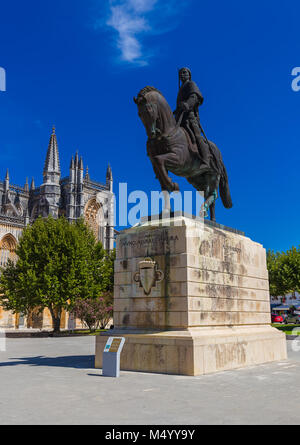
[134, 86, 232, 221]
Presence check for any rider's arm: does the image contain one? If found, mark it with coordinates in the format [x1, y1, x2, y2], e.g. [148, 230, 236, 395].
[182, 93, 203, 112]
[188, 93, 203, 107]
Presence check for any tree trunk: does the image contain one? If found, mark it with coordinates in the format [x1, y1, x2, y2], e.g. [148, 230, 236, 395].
[53, 316, 61, 333]
[49, 306, 61, 333]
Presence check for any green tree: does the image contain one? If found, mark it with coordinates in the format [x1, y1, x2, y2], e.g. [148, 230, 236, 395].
[0, 216, 114, 333]
[267, 247, 300, 297]
[99, 248, 116, 293]
[280, 247, 300, 295]
[267, 250, 283, 297]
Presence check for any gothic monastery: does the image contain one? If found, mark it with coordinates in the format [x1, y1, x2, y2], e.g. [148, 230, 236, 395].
[0, 127, 114, 329]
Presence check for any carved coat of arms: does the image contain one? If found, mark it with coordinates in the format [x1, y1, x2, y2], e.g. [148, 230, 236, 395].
[134, 258, 164, 296]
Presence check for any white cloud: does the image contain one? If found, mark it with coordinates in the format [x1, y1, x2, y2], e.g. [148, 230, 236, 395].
[107, 4, 148, 63]
[128, 0, 158, 13]
[104, 0, 184, 65]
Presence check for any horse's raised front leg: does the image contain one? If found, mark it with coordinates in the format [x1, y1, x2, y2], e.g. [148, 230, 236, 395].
[153, 154, 180, 192]
[149, 156, 169, 191]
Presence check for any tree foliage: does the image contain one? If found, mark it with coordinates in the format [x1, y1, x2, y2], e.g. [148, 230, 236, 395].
[71, 292, 113, 332]
[267, 247, 300, 297]
[0, 216, 115, 332]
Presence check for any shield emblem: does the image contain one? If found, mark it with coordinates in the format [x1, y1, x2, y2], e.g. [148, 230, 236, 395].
[134, 258, 164, 296]
[140, 266, 156, 296]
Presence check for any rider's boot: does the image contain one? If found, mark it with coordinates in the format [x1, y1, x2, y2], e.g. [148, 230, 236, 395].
[197, 138, 210, 169]
[192, 122, 210, 169]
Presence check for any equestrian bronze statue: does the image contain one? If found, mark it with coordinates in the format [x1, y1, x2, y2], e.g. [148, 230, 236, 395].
[134, 67, 232, 222]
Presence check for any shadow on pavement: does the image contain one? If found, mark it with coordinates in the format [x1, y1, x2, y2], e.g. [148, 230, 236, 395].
[87, 373, 116, 378]
[0, 355, 94, 369]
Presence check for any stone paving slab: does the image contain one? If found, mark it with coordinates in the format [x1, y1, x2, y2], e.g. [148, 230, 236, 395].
[0, 337, 299, 425]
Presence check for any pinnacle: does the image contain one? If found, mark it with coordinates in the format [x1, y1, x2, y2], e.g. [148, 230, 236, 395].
[44, 127, 61, 176]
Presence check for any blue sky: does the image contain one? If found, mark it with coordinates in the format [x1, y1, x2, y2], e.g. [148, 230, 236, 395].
[0, 0, 299, 252]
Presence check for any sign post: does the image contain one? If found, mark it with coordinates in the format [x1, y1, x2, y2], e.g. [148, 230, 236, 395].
[102, 337, 125, 377]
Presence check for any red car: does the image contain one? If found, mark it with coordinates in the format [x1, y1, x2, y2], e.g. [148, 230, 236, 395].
[271, 313, 284, 323]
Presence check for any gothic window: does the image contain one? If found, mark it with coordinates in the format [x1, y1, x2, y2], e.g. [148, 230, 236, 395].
[0, 234, 17, 267]
[84, 198, 103, 241]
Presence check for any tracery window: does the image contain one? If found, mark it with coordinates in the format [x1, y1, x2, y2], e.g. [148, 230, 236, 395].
[0, 234, 17, 267]
[84, 199, 103, 241]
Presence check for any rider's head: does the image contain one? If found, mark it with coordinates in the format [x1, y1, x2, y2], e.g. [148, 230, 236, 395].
[179, 67, 191, 85]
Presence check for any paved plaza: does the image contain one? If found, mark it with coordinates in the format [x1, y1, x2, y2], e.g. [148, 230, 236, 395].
[0, 336, 299, 425]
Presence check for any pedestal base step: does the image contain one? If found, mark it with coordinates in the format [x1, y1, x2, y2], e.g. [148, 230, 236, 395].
[95, 326, 287, 376]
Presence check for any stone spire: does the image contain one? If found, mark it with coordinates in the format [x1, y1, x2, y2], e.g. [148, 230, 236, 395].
[106, 163, 113, 192]
[77, 155, 84, 184]
[2, 169, 11, 209]
[40, 127, 61, 218]
[105, 163, 114, 250]
[4, 169, 9, 192]
[67, 151, 83, 221]
[24, 177, 29, 192]
[69, 155, 75, 185]
[74, 151, 79, 169]
[77, 156, 84, 217]
[106, 163, 112, 181]
[30, 177, 35, 191]
[85, 166, 90, 181]
[43, 126, 61, 183]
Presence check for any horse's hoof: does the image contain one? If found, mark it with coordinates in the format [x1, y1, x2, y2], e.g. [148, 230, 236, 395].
[172, 183, 180, 192]
[200, 210, 208, 218]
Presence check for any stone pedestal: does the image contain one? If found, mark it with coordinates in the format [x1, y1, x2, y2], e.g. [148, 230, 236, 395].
[95, 215, 287, 375]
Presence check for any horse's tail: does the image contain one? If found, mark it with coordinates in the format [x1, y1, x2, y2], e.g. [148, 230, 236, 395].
[219, 166, 233, 209]
[207, 141, 233, 209]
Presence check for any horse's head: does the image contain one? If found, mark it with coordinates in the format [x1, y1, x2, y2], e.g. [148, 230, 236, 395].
[134, 86, 163, 139]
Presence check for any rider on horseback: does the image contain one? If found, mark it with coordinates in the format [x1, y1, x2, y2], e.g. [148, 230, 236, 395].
[174, 67, 211, 169]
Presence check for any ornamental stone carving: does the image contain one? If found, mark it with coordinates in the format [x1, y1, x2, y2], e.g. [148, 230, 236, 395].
[134, 257, 164, 296]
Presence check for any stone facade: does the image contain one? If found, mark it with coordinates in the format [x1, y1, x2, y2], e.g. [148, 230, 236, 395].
[95, 215, 287, 376]
[0, 127, 115, 329]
